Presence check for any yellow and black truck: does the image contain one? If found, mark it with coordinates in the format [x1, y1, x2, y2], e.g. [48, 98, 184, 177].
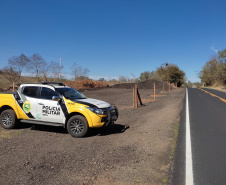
[0, 82, 118, 137]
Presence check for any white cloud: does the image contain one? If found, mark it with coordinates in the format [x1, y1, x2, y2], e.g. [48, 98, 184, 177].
[210, 46, 218, 54]
[89, 76, 119, 81]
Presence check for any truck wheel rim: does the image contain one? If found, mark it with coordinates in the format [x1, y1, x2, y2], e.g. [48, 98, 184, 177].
[70, 120, 84, 134]
[2, 113, 12, 126]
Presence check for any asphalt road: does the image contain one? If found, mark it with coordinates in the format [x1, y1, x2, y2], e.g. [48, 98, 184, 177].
[172, 88, 226, 185]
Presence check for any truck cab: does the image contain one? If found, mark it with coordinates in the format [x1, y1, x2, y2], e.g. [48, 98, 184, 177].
[0, 82, 118, 137]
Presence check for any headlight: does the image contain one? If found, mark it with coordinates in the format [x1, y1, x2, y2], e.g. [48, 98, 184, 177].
[85, 107, 106, 115]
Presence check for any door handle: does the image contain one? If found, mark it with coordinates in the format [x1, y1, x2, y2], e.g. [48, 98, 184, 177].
[38, 103, 44, 105]
[18, 100, 23, 104]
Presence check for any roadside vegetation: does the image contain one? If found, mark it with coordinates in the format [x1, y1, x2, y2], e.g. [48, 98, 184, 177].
[0, 53, 89, 85]
[0, 53, 186, 91]
[199, 49, 226, 88]
[187, 81, 202, 88]
[138, 63, 185, 87]
[0, 53, 93, 91]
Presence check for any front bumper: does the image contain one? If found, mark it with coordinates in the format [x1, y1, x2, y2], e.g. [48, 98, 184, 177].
[88, 104, 118, 128]
[104, 104, 118, 126]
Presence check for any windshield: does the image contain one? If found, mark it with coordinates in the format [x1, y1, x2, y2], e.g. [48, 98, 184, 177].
[56, 87, 86, 100]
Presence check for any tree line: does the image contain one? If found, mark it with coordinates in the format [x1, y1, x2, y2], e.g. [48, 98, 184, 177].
[0, 53, 90, 85]
[1, 53, 186, 88]
[100, 63, 186, 86]
[199, 49, 226, 86]
[138, 63, 185, 87]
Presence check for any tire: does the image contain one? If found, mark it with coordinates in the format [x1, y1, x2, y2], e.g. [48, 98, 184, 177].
[67, 115, 88, 138]
[0, 109, 17, 129]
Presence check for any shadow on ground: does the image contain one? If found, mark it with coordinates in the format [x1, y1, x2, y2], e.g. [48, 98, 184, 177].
[16, 122, 130, 137]
[87, 124, 130, 137]
[17, 122, 68, 134]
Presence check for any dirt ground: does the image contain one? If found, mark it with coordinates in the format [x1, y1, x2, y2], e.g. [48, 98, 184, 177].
[0, 87, 185, 185]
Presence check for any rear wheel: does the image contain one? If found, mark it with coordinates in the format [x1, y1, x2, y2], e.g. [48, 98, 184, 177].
[0, 109, 17, 129]
[67, 115, 88, 138]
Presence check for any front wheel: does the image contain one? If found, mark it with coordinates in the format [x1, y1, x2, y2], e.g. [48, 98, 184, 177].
[0, 109, 17, 129]
[67, 115, 88, 138]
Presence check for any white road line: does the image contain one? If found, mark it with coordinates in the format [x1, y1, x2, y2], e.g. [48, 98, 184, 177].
[186, 88, 194, 185]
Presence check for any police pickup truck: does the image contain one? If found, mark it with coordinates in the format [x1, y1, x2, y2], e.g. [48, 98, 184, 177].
[0, 82, 118, 137]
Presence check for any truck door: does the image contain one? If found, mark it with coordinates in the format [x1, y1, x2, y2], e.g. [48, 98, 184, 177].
[20, 86, 39, 120]
[37, 87, 65, 124]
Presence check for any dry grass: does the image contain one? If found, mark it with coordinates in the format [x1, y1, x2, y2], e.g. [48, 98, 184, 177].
[141, 98, 156, 103]
[0, 75, 11, 90]
[149, 94, 167, 98]
[0, 75, 39, 91]
[0, 76, 110, 91]
[66, 80, 108, 90]
[0, 129, 21, 141]
[206, 86, 226, 93]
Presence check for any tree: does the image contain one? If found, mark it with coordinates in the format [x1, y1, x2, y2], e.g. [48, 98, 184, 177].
[218, 49, 226, 84]
[99, 78, 105, 81]
[139, 64, 185, 87]
[187, 81, 193, 87]
[193, 82, 202, 88]
[119, 76, 128, 82]
[72, 63, 89, 81]
[154, 64, 185, 86]
[199, 57, 219, 86]
[139, 71, 152, 81]
[218, 49, 226, 63]
[165, 64, 185, 86]
[40, 61, 51, 81]
[8, 53, 30, 81]
[1, 66, 20, 91]
[27, 54, 46, 82]
[155, 66, 167, 81]
[131, 73, 140, 82]
[48, 61, 64, 80]
[199, 49, 226, 86]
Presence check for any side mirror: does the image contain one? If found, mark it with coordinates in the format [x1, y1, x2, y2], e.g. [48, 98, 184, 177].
[52, 96, 62, 101]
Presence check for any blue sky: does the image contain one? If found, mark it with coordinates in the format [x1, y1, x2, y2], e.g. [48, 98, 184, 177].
[0, 0, 226, 82]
